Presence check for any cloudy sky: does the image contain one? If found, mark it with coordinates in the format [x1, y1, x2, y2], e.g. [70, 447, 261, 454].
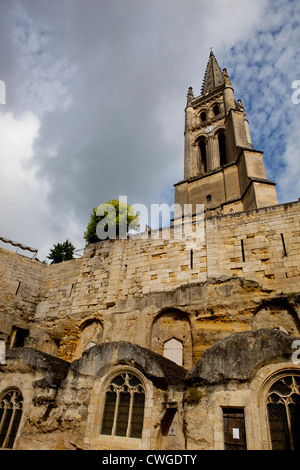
[0, 0, 299, 261]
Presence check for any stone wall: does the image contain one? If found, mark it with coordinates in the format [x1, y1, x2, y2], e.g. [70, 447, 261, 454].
[0, 200, 299, 364]
[0, 248, 45, 318]
[184, 329, 300, 450]
[208, 200, 300, 292]
[2, 344, 186, 450]
[0, 248, 46, 345]
[1, 331, 299, 450]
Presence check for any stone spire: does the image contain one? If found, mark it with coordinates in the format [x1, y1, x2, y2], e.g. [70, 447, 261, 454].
[201, 50, 224, 95]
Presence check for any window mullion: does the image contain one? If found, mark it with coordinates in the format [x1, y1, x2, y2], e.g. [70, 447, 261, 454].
[101, 373, 145, 439]
[285, 399, 295, 451]
[126, 391, 134, 438]
[111, 390, 120, 437]
[0, 406, 8, 438]
[2, 406, 16, 448]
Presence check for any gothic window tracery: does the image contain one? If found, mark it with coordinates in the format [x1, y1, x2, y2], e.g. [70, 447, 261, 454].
[0, 388, 23, 449]
[101, 372, 145, 439]
[267, 374, 300, 450]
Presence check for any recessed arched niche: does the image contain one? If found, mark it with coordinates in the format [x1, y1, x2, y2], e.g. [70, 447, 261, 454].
[150, 309, 192, 369]
[252, 302, 300, 336]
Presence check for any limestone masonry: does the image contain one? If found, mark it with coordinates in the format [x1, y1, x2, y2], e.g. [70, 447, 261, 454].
[0, 52, 299, 451]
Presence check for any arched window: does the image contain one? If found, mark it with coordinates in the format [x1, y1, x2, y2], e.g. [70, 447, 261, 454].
[101, 372, 145, 439]
[218, 131, 227, 166]
[267, 374, 300, 450]
[199, 139, 207, 173]
[213, 104, 220, 116]
[200, 111, 206, 123]
[206, 195, 212, 203]
[163, 338, 183, 366]
[0, 388, 23, 449]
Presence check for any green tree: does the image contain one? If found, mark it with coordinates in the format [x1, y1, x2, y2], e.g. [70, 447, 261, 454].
[84, 199, 140, 244]
[47, 239, 75, 264]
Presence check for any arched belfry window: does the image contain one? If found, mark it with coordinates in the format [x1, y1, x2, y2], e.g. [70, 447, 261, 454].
[213, 104, 220, 116]
[267, 374, 300, 450]
[218, 131, 227, 166]
[101, 372, 145, 439]
[198, 138, 207, 174]
[200, 111, 206, 123]
[0, 388, 23, 449]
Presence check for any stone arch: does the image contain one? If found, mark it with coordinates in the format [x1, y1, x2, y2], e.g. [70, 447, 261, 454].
[252, 300, 300, 336]
[210, 99, 224, 116]
[195, 135, 208, 175]
[200, 111, 207, 123]
[212, 103, 220, 116]
[100, 369, 146, 439]
[258, 367, 300, 450]
[214, 127, 227, 166]
[0, 387, 23, 449]
[73, 319, 103, 360]
[196, 107, 209, 123]
[150, 309, 192, 369]
[85, 362, 154, 450]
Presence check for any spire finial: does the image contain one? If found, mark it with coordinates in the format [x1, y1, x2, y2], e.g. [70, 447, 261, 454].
[201, 50, 223, 95]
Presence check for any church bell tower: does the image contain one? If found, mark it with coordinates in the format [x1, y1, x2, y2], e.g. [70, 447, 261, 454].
[174, 51, 278, 216]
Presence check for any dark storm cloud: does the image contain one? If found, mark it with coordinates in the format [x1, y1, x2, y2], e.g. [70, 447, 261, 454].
[27, 0, 264, 218]
[22, 0, 206, 235]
